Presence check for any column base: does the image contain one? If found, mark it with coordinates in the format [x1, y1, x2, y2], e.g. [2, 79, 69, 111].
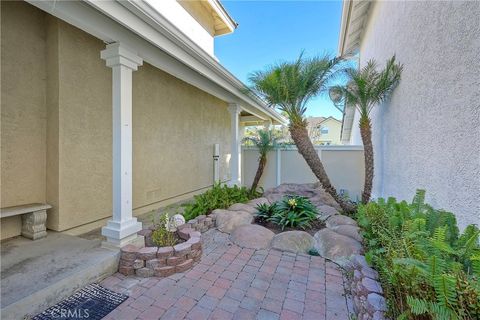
[101, 234, 145, 250]
[101, 217, 142, 249]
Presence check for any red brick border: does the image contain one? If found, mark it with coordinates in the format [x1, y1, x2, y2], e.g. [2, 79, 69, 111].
[118, 213, 217, 277]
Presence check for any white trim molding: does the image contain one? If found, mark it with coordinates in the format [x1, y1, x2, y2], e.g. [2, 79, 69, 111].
[101, 43, 143, 247]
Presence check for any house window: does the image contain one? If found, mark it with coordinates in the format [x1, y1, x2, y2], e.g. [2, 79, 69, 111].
[321, 127, 329, 134]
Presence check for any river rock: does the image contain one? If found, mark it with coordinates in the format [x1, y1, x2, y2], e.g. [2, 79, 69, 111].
[214, 209, 254, 234]
[230, 224, 274, 249]
[247, 197, 270, 207]
[314, 229, 363, 266]
[228, 203, 258, 215]
[271, 231, 315, 253]
[329, 224, 363, 242]
[317, 205, 339, 221]
[326, 215, 357, 228]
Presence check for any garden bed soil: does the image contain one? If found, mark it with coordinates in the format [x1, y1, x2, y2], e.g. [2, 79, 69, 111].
[254, 217, 325, 236]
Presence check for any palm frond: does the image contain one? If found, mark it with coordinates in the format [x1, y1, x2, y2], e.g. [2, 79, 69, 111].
[331, 55, 403, 120]
[248, 53, 346, 126]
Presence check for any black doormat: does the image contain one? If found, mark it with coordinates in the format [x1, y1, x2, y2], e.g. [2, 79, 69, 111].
[31, 283, 128, 320]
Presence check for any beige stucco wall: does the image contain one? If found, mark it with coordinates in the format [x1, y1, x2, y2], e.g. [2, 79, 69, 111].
[1, 1, 47, 239]
[51, 19, 113, 231]
[243, 147, 364, 201]
[1, 1, 233, 238]
[132, 63, 231, 212]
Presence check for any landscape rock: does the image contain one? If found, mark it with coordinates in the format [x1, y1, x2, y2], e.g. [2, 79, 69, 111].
[362, 277, 383, 294]
[361, 266, 379, 280]
[263, 183, 341, 210]
[329, 224, 363, 242]
[271, 231, 315, 253]
[247, 197, 270, 207]
[264, 193, 284, 203]
[351, 255, 369, 270]
[325, 215, 357, 228]
[228, 203, 258, 215]
[314, 229, 363, 266]
[367, 293, 387, 312]
[214, 209, 254, 234]
[317, 205, 339, 221]
[230, 224, 274, 249]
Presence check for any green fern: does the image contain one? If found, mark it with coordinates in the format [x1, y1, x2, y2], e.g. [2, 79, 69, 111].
[356, 189, 480, 319]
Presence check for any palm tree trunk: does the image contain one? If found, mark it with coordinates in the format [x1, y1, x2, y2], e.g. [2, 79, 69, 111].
[289, 124, 356, 214]
[251, 155, 267, 193]
[359, 118, 374, 204]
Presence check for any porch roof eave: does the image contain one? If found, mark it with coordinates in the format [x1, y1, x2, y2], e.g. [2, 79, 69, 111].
[26, 0, 286, 126]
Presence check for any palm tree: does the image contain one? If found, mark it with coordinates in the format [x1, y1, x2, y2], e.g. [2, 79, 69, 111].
[244, 129, 278, 194]
[248, 53, 355, 213]
[330, 56, 403, 203]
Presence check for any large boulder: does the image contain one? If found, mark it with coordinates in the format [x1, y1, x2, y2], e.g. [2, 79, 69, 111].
[263, 183, 342, 211]
[230, 224, 274, 249]
[317, 205, 339, 221]
[271, 231, 315, 253]
[228, 203, 258, 215]
[214, 209, 254, 234]
[329, 225, 363, 242]
[247, 197, 270, 207]
[314, 229, 363, 266]
[265, 193, 284, 204]
[325, 215, 357, 228]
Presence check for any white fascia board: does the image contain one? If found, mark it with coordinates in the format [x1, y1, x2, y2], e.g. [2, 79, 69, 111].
[338, 0, 373, 57]
[26, 0, 284, 125]
[207, 0, 237, 33]
[338, 0, 352, 56]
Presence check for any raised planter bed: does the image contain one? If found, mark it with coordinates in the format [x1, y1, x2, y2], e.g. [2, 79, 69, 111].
[118, 214, 216, 277]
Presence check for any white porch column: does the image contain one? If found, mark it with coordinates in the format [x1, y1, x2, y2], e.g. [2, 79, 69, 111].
[101, 43, 143, 247]
[263, 119, 272, 129]
[228, 103, 242, 185]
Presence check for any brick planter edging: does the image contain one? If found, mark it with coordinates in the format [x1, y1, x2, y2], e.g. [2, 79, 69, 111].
[347, 255, 388, 320]
[118, 214, 217, 277]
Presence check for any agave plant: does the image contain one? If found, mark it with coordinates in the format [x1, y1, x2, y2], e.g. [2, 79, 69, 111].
[330, 56, 403, 204]
[243, 129, 279, 194]
[248, 53, 355, 214]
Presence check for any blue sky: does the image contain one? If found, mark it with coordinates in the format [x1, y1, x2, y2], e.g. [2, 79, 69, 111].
[215, 0, 343, 119]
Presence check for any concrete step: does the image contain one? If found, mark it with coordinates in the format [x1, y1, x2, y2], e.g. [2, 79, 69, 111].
[1, 232, 119, 320]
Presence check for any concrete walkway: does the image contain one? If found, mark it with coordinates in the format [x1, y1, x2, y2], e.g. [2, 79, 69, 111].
[1, 232, 119, 319]
[101, 229, 350, 320]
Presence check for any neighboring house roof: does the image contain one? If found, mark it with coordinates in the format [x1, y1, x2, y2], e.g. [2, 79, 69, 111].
[27, 0, 286, 126]
[338, 0, 374, 57]
[306, 116, 326, 129]
[307, 116, 341, 128]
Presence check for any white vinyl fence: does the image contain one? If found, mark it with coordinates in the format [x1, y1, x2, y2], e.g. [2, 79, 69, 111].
[242, 145, 365, 202]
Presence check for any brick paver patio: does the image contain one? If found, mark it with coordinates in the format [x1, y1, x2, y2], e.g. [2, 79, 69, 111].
[100, 229, 351, 320]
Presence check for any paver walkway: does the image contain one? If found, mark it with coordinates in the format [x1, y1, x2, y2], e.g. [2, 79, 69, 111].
[101, 229, 350, 320]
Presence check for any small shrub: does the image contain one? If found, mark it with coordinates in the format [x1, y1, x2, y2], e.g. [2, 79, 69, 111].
[357, 189, 480, 319]
[268, 195, 318, 230]
[151, 213, 178, 247]
[308, 248, 320, 256]
[255, 203, 277, 223]
[183, 182, 260, 221]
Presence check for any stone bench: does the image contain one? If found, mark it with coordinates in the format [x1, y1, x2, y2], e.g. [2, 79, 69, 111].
[0, 203, 51, 240]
